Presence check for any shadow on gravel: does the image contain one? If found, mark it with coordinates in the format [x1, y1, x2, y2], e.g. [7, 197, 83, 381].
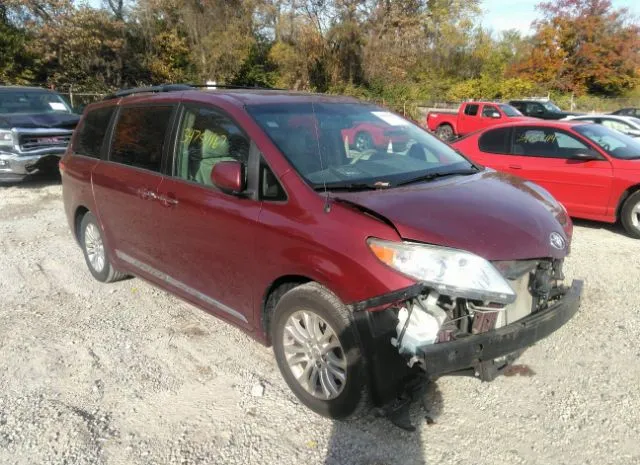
[571, 218, 626, 236]
[323, 382, 443, 465]
[320, 315, 445, 465]
[0, 169, 61, 189]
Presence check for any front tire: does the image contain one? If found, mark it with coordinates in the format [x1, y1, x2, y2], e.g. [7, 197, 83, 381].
[80, 212, 127, 282]
[271, 282, 369, 419]
[621, 191, 640, 239]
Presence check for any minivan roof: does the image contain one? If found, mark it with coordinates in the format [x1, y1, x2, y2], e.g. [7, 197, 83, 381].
[84, 87, 366, 114]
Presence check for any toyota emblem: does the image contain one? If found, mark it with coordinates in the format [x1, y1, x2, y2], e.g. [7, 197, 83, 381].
[549, 232, 566, 250]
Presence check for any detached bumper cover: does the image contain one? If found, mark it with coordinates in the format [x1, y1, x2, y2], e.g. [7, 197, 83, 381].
[417, 279, 583, 375]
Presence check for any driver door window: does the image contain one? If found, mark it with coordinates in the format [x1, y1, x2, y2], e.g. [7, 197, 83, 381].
[482, 105, 499, 118]
[526, 103, 543, 115]
[513, 128, 588, 158]
[175, 106, 250, 187]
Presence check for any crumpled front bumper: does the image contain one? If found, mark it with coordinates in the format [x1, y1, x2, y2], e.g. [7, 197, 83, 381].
[413, 279, 583, 375]
[0, 149, 64, 181]
[352, 279, 583, 406]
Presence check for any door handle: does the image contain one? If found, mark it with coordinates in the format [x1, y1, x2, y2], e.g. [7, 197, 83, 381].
[158, 194, 179, 207]
[508, 164, 522, 170]
[137, 188, 157, 200]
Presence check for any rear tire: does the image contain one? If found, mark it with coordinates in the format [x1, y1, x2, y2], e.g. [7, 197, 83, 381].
[621, 191, 640, 239]
[80, 212, 127, 283]
[435, 124, 454, 141]
[271, 282, 369, 420]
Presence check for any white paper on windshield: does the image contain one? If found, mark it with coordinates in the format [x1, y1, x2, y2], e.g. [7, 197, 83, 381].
[371, 111, 409, 126]
[49, 102, 67, 111]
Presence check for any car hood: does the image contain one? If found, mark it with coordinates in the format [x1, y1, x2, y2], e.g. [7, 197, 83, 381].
[334, 170, 570, 261]
[0, 112, 80, 130]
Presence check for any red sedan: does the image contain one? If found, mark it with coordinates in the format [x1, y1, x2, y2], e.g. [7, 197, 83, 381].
[453, 120, 640, 238]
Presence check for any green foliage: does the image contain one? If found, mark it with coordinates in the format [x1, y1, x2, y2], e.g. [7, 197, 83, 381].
[0, 13, 36, 83]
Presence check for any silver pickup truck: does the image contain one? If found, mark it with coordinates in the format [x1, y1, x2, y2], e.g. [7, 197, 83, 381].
[0, 86, 79, 182]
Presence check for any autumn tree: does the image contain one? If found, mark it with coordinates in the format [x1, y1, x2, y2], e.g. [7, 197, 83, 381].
[0, 5, 36, 83]
[512, 0, 640, 95]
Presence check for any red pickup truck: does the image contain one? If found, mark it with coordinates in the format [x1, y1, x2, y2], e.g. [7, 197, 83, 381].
[427, 101, 529, 141]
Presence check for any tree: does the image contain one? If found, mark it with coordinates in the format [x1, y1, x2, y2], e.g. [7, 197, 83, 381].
[0, 6, 37, 83]
[512, 0, 640, 95]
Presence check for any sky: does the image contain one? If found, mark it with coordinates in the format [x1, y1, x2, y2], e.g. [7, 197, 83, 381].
[483, 0, 640, 35]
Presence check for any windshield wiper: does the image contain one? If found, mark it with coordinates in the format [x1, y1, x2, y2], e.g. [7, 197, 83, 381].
[396, 168, 479, 187]
[313, 182, 389, 192]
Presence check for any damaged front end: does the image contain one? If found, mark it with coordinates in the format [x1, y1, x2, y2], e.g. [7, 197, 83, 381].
[351, 255, 582, 428]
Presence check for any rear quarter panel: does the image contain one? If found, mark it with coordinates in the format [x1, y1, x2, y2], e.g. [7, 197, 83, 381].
[61, 150, 100, 243]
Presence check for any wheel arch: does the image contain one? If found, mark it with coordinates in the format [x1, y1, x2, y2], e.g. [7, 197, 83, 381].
[260, 274, 314, 345]
[73, 205, 90, 242]
[436, 122, 455, 137]
[615, 183, 640, 219]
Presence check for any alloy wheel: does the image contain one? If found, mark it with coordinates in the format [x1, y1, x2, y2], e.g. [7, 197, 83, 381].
[632, 202, 640, 229]
[84, 223, 106, 273]
[282, 310, 347, 400]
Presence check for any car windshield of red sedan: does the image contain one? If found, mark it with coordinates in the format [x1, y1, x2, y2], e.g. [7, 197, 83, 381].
[499, 104, 522, 117]
[574, 124, 640, 159]
[247, 102, 476, 189]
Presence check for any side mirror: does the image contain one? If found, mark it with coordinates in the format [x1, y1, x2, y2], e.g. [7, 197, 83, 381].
[623, 128, 640, 137]
[490, 112, 501, 119]
[571, 151, 602, 161]
[211, 160, 245, 194]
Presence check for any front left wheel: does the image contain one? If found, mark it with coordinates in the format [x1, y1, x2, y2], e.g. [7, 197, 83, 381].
[80, 212, 127, 283]
[271, 282, 370, 420]
[621, 191, 640, 239]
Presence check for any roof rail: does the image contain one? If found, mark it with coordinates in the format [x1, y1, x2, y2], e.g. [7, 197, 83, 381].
[104, 84, 193, 100]
[104, 83, 285, 100]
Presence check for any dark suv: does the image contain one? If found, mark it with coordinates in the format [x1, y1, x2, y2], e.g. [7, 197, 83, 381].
[61, 85, 582, 423]
[0, 86, 79, 182]
[509, 99, 580, 120]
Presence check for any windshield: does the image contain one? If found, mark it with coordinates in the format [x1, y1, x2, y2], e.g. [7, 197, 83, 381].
[499, 104, 522, 117]
[0, 90, 72, 115]
[246, 102, 475, 189]
[542, 101, 562, 113]
[574, 123, 640, 159]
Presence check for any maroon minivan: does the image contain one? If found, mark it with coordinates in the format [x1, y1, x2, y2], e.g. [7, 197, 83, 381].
[61, 85, 582, 425]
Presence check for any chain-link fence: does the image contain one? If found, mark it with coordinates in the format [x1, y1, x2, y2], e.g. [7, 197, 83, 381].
[57, 91, 107, 112]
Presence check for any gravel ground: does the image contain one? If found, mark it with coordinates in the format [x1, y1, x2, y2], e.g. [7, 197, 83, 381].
[1, 175, 639, 465]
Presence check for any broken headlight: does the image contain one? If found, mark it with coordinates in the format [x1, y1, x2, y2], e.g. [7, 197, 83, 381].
[368, 238, 516, 304]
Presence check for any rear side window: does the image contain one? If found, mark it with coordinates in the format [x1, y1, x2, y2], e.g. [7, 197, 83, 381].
[74, 107, 115, 158]
[110, 105, 174, 172]
[464, 104, 479, 116]
[479, 128, 510, 154]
